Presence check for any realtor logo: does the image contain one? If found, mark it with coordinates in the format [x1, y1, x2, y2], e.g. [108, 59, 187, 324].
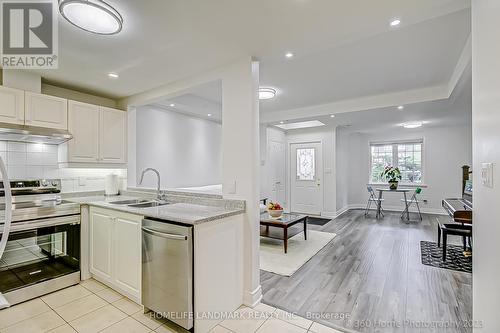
[1, 0, 58, 68]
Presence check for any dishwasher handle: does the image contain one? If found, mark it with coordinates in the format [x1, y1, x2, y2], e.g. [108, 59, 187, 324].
[142, 226, 188, 240]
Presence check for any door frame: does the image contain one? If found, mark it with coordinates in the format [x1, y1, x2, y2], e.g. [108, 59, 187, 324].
[287, 140, 324, 215]
[269, 139, 286, 205]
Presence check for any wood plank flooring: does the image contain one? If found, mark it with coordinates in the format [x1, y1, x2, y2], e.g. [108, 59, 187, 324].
[260, 210, 472, 333]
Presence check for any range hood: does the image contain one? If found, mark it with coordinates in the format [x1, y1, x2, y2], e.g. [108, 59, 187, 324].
[0, 122, 73, 144]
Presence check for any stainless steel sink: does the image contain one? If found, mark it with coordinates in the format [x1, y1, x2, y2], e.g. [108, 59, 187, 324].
[109, 199, 150, 205]
[127, 201, 170, 208]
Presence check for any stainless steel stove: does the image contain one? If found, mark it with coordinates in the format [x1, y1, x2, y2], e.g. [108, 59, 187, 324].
[0, 179, 81, 306]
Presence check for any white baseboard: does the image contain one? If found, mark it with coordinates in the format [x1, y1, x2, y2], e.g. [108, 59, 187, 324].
[243, 285, 262, 308]
[336, 204, 448, 216]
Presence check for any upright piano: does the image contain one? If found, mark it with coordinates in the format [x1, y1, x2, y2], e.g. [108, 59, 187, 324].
[442, 165, 473, 224]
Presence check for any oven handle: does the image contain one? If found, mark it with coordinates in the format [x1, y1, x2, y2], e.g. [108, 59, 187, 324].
[2, 215, 80, 233]
[0, 156, 11, 259]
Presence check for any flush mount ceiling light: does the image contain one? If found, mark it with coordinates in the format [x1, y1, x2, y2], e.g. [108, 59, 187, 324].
[107, 72, 118, 79]
[330, 114, 335, 118]
[390, 18, 401, 27]
[259, 88, 277, 100]
[276, 120, 325, 130]
[402, 122, 422, 129]
[207, 114, 212, 117]
[59, 0, 123, 35]
[285, 52, 294, 58]
[169, 103, 175, 107]
[397, 105, 404, 110]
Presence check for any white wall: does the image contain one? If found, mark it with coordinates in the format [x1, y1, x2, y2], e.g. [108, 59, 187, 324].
[336, 124, 472, 213]
[472, 1, 500, 331]
[135, 105, 222, 189]
[0, 141, 126, 192]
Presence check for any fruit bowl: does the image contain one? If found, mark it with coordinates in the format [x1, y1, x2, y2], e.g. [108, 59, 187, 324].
[268, 209, 284, 218]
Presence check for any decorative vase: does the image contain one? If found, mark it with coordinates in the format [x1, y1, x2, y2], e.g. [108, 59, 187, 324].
[389, 181, 399, 190]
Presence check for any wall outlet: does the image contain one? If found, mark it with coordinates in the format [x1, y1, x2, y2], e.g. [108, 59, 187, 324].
[481, 163, 493, 188]
[423, 199, 428, 204]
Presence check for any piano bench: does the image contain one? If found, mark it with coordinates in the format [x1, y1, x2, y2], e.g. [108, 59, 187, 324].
[437, 223, 472, 262]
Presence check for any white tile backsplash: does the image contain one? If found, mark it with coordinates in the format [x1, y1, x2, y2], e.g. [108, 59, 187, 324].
[0, 140, 127, 192]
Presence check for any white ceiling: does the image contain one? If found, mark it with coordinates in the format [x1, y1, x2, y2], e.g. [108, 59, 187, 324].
[28, 0, 471, 118]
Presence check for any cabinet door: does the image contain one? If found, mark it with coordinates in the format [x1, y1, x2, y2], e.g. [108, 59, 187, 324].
[90, 210, 113, 282]
[114, 217, 141, 296]
[99, 107, 127, 163]
[25, 92, 68, 129]
[68, 101, 99, 162]
[0, 86, 24, 124]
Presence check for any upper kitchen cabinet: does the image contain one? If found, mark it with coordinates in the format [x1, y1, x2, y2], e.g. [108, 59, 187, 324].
[0, 86, 25, 125]
[99, 107, 127, 163]
[67, 101, 100, 163]
[25, 92, 68, 129]
[60, 103, 127, 167]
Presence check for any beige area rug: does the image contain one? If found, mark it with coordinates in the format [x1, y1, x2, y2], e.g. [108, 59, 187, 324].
[260, 230, 336, 276]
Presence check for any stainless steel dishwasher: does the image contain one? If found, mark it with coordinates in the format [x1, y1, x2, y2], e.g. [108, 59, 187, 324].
[142, 219, 193, 330]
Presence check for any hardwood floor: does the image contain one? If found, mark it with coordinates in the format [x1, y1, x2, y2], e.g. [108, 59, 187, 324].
[260, 209, 472, 333]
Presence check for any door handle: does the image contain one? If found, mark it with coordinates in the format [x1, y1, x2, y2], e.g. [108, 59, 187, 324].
[142, 227, 188, 240]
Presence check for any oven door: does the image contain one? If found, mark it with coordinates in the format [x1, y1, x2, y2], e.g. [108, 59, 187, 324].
[0, 215, 80, 294]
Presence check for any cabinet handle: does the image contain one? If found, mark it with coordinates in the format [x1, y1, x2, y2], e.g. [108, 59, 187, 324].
[142, 227, 187, 240]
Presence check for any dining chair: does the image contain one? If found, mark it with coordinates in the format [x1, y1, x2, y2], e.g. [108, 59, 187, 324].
[401, 187, 423, 220]
[365, 186, 384, 217]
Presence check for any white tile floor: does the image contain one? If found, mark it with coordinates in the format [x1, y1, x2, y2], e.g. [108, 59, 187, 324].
[0, 279, 344, 333]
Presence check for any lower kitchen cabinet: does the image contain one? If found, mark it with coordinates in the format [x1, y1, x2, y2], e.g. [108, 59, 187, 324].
[89, 207, 142, 302]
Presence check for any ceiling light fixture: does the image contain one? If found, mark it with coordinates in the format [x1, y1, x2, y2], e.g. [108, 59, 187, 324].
[276, 120, 326, 130]
[402, 122, 422, 129]
[259, 88, 277, 100]
[330, 114, 335, 118]
[207, 114, 212, 117]
[390, 18, 401, 27]
[397, 105, 404, 110]
[280, 121, 284, 124]
[169, 104, 175, 107]
[107, 72, 119, 79]
[285, 52, 294, 58]
[59, 0, 123, 35]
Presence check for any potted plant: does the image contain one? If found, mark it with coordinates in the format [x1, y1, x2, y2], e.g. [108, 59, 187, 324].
[380, 166, 402, 190]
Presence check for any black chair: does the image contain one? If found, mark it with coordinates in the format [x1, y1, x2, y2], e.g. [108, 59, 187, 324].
[437, 222, 472, 261]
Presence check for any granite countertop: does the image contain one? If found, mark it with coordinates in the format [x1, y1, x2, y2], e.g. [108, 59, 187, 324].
[65, 195, 245, 225]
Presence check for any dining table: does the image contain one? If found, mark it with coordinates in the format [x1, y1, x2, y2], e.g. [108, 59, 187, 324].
[375, 187, 412, 221]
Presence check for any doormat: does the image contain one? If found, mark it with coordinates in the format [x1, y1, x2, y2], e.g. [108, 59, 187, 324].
[420, 241, 472, 273]
[306, 217, 332, 226]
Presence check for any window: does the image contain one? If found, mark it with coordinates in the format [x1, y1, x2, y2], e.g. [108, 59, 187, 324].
[370, 140, 423, 184]
[296, 148, 315, 180]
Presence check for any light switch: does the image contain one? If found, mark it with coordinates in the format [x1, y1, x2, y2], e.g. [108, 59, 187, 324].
[481, 163, 493, 188]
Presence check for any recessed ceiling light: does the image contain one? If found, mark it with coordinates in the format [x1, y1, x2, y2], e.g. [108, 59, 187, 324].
[276, 120, 326, 130]
[285, 52, 294, 58]
[390, 19, 401, 27]
[280, 121, 284, 124]
[330, 114, 335, 118]
[259, 88, 277, 100]
[402, 122, 422, 129]
[169, 104, 175, 107]
[397, 105, 404, 110]
[59, 0, 123, 35]
[207, 114, 212, 117]
[107, 72, 119, 79]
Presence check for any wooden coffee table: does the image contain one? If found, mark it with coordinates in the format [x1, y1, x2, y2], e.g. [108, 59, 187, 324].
[260, 212, 308, 253]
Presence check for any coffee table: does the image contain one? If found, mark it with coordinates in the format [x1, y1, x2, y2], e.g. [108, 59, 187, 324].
[260, 212, 308, 253]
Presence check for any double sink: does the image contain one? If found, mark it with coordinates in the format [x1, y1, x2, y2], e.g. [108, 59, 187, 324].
[109, 199, 170, 208]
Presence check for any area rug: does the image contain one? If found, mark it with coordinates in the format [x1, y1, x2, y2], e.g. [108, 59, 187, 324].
[306, 216, 332, 226]
[260, 230, 336, 276]
[420, 241, 472, 273]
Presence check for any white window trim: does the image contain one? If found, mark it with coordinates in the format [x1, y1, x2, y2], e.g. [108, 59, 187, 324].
[368, 138, 425, 186]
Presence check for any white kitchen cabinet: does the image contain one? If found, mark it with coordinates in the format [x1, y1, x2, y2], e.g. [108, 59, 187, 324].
[99, 107, 127, 163]
[25, 92, 68, 129]
[89, 207, 142, 302]
[0, 85, 25, 124]
[67, 101, 100, 163]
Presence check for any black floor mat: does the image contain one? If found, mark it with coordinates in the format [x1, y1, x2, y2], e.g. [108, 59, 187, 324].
[307, 217, 332, 226]
[420, 241, 472, 273]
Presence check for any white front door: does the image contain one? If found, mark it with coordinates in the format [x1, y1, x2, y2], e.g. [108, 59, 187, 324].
[269, 140, 286, 205]
[290, 142, 323, 215]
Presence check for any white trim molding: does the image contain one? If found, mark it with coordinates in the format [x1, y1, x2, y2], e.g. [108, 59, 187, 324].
[243, 284, 263, 308]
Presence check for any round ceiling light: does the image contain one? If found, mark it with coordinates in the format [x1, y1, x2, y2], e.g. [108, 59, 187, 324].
[390, 18, 401, 27]
[59, 0, 123, 35]
[259, 88, 277, 100]
[402, 122, 422, 129]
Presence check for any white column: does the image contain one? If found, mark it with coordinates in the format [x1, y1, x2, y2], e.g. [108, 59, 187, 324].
[472, 1, 500, 331]
[221, 57, 262, 306]
[127, 105, 137, 187]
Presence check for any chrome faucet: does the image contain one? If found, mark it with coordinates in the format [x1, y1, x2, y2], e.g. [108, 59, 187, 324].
[139, 168, 165, 201]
